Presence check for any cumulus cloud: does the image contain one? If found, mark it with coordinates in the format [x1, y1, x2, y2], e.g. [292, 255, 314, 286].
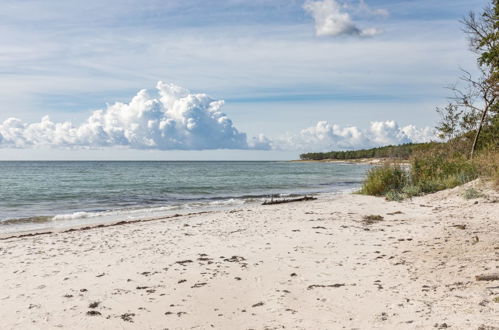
[303, 0, 385, 37]
[0, 82, 271, 150]
[0, 81, 436, 154]
[276, 120, 436, 151]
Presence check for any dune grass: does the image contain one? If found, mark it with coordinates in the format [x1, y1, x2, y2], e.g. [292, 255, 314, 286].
[359, 147, 498, 200]
[359, 165, 407, 196]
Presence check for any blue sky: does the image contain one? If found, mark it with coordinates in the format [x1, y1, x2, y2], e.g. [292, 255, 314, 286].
[0, 0, 489, 160]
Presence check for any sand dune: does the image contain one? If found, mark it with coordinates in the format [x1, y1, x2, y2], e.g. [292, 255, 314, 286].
[1, 180, 498, 329]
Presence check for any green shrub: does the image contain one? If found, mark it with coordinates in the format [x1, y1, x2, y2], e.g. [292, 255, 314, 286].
[411, 153, 478, 193]
[359, 140, 498, 199]
[360, 149, 484, 200]
[360, 165, 408, 196]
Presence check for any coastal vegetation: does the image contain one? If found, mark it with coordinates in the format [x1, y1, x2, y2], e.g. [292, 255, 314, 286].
[362, 0, 499, 199]
[359, 153, 485, 201]
[307, 0, 499, 199]
[299, 142, 438, 160]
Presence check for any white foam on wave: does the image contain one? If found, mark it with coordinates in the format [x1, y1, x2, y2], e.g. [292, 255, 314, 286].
[203, 198, 247, 206]
[50, 197, 252, 223]
[52, 205, 181, 222]
[52, 211, 92, 221]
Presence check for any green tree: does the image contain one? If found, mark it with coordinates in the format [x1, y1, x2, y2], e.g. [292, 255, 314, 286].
[437, 0, 499, 157]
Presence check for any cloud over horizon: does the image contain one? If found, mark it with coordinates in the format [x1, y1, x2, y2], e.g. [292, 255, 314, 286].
[303, 0, 386, 37]
[277, 120, 436, 151]
[0, 82, 270, 151]
[0, 82, 436, 153]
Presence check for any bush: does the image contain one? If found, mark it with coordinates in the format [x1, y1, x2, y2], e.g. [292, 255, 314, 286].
[360, 165, 408, 196]
[410, 153, 478, 193]
[360, 147, 487, 199]
[473, 149, 499, 187]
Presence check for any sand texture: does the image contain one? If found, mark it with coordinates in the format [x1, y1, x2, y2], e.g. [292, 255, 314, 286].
[1, 180, 498, 329]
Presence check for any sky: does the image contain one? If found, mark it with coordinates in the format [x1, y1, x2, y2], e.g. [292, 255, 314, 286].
[0, 0, 489, 160]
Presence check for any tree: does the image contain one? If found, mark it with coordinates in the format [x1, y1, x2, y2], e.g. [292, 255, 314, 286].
[435, 103, 463, 141]
[464, 1, 499, 83]
[462, 1, 499, 157]
[437, 0, 499, 158]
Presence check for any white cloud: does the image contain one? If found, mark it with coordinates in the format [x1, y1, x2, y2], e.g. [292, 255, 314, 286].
[0, 84, 437, 153]
[276, 120, 436, 151]
[0, 85, 436, 153]
[0, 81, 271, 150]
[303, 0, 385, 37]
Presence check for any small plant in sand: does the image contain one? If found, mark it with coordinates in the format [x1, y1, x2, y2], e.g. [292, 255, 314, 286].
[463, 187, 486, 200]
[362, 214, 384, 225]
[384, 191, 405, 202]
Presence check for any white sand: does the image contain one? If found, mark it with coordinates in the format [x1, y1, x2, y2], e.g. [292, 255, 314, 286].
[1, 180, 498, 329]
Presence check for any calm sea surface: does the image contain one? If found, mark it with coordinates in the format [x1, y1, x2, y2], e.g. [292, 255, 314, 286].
[0, 161, 370, 234]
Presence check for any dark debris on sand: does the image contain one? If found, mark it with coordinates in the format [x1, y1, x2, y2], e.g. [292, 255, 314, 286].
[120, 313, 135, 322]
[86, 310, 102, 316]
[307, 283, 345, 290]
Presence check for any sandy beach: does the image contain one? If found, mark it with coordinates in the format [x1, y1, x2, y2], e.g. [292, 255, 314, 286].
[1, 180, 498, 329]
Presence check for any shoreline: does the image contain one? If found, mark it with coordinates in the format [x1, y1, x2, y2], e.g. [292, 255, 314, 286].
[291, 157, 411, 165]
[1, 180, 497, 329]
[0, 190, 354, 240]
[0, 211, 213, 241]
[0, 193, 334, 241]
[0, 189, 360, 237]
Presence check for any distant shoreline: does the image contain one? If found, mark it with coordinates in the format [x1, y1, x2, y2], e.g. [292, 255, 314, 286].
[291, 157, 410, 165]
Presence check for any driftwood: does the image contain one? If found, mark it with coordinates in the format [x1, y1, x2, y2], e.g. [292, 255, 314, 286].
[262, 196, 317, 205]
[475, 274, 499, 281]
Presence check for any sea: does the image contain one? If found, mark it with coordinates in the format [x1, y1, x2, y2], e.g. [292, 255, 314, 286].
[0, 161, 370, 234]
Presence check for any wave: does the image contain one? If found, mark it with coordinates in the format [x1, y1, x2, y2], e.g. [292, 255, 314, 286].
[53, 211, 97, 221]
[0, 184, 358, 228]
[49, 197, 251, 222]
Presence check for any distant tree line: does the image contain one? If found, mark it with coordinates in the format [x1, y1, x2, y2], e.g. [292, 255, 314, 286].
[299, 143, 439, 160]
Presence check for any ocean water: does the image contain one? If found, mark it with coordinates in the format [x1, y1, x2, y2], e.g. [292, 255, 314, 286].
[0, 161, 370, 234]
